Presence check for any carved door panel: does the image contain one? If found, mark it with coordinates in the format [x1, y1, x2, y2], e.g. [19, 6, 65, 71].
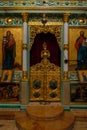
[30, 72, 44, 101]
[29, 25, 61, 102]
[30, 42, 60, 101]
[46, 72, 60, 101]
[30, 63, 60, 101]
[30, 71, 60, 101]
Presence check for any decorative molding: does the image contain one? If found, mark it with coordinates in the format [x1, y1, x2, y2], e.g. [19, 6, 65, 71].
[29, 23, 62, 49]
[63, 13, 70, 23]
[0, 1, 86, 8]
[69, 17, 87, 26]
[22, 44, 28, 50]
[22, 13, 29, 23]
[62, 71, 69, 81]
[30, 45, 60, 101]
[64, 44, 68, 50]
[0, 17, 23, 26]
[21, 71, 28, 82]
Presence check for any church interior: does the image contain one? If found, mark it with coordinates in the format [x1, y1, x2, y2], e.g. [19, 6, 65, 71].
[0, 0, 87, 130]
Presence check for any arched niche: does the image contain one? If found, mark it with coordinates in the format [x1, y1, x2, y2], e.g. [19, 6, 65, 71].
[29, 25, 62, 66]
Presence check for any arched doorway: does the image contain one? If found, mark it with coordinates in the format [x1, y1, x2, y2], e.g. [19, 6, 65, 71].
[30, 32, 61, 67]
[29, 25, 61, 102]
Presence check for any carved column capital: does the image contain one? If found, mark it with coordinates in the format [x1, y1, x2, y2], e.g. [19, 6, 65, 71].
[22, 44, 28, 50]
[63, 13, 70, 23]
[64, 44, 68, 50]
[62, 72, 69, 81]
[22, 71, 28, 82]
[22, 13, 29, 23]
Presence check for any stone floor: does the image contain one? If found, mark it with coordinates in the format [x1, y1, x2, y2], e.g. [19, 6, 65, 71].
[0, 120, 18, 130]
[0, 103, 87, 130]
[0, 119, 87, 130]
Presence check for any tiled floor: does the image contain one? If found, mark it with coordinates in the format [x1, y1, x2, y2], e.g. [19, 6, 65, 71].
[0, 119, 87, 130]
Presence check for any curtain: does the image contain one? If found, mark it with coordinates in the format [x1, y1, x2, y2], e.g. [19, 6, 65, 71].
[30, 32, 61, 67]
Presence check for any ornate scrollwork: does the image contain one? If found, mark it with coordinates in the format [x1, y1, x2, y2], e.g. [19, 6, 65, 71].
[5, 17, 13, 24]
[30, 42, 60, 101]
[63, 13, 70, 23]
[21, 13, 29, 23]
[22, 71, 28, 81]
[0, 0, 87, 8]
[0, 17, 23, 26]
[29, 25, 61, 49]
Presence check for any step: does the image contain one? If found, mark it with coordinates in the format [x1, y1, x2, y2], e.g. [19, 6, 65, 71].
[16, 105, 75, 130]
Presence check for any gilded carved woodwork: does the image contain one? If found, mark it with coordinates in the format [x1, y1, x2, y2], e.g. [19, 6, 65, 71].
[21, 13, 29, 23]
[29, 24, 61, 49]
[0, 1, 86, 10]
[22, 71, 28, 82]
[5, 17, 13, 25]
[62, 71, 69, 81]
[0, 17, 23, 26]
[22, 44, 28, 50]
[30, 42, 60, 101]
[63, 13, 70, 23]
[64, 44, 68, 50]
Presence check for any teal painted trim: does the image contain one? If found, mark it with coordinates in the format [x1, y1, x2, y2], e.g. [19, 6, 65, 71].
[0, 0, 87, 8]
[63, 104, 87, 110]
[62, 105, 71, 111]
[0, 104, 20, 108]
[20, 105, 27, 110]
[69, 25, 87, 27]
[70, 104, 87, 109]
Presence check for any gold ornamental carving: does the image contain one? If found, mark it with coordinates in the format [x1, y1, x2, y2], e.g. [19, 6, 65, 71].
[64, 44, 68, 50]
[30, 42, 60, 101]
[22, 71, 28, 82]
[22, 13, 29, 23]
[62, 72, 69, 81]
[79, 18, 86, 25]
[29, 24, 61, 49]
[22, 44, 28, 50]
[63, 13, 70, 23]
[5, 17, 13, 24]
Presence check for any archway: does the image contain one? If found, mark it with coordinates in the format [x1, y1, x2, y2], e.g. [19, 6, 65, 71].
[29, 25, 61, 101]
[30, 32, 61, 66]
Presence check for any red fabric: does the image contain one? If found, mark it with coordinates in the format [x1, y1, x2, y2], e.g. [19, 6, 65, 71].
[30, 32, 61, 67]
[75, 37, 84, 50]
[8, 38, 15, 47]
